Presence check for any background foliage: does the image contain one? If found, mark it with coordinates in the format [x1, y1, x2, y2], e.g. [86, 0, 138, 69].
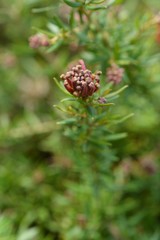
[0, 0, 160, 239]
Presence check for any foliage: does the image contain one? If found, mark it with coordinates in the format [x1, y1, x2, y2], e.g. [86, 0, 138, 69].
[0, 0, 160, 239]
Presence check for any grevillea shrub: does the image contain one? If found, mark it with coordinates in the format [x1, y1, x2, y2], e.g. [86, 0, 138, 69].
[28, 1, 160, 239]
[0, 0, 160, 239]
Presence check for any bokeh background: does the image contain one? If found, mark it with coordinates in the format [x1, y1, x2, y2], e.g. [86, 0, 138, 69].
[0, 0, 160, 239]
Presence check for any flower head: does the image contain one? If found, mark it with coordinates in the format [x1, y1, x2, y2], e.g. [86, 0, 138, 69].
[98, 97, 107, 104]
[107, 64, 124, 86]
[60, 60, 102, 98]
[29, 34, 50, 49]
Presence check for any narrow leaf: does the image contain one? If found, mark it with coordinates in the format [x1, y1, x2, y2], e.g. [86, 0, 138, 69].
[112, 113, 134, 124]
[107, 95, 119, 101]
[86, 0, 116, 10]
[61, 97, 77, 103]
[32, 5, 58, 13]
[32, 27, 55, 37]
[102, 88, 112, 97]
[90, 0, 106, 4]
[53, 15, 67, 30]
[53, 105, 72, 114]
[70, 9, 76, 29]
[63, 0, 83, 7]
[94, 103, 114, 107]
[85, 5, 107, 10]
[47, 39, 64, 53]
[94, 112, 107, 121]
[105, 133, 127, 141]
[100, 81, 113, 95]
[57, 118, 77, 125]
[86, 106, 95, 117]
[53, 78, 72, 96]
[47, 23, 60, 34]
[88, 138, 111, 146]
[107, 85, 128, 98]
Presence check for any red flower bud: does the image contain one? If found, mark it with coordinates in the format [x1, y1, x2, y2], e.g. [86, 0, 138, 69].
[60, 60, 101, 98]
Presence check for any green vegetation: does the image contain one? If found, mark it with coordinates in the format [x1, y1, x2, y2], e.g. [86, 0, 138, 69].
[0, 0, 160, 239]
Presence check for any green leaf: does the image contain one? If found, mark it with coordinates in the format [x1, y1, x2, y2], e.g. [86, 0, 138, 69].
[61, 97, 77, 103]
[107, 95, 119, 102]
[53, 78, 72, 96]
[57, 118, 77, 125]
[70, 9, 76, 29]
[111, 113, 134, 124]
[47, 23, 60, 34]
[90, 0, 106, 4]
[106, 85, 128, 98]
[63, 0, 83, 7]
[86, 106, 95, 117]
[86, 0, 116, 10]
[94, 103, 114, 107]
[47, 39, 64, 53]
[102, 88, 112, 97]
[100, 82, 113, 95]
[32, 5, 58, 13]
[53, 16, 67, 30]
[105, 133, 127, 141]
[32, 27, 55, 37]
[94, 112, 107, 121]
[53, 105, 72, 114]
[88, 138, 111, 146]
[85, 5, 107, 10]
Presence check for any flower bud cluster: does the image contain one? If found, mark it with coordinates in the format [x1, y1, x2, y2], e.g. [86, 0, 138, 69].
[107, 64, 124, 85]
[60, 60, 102, 98]
[98, 97, 107, 104]
[29, 34, 50, 49]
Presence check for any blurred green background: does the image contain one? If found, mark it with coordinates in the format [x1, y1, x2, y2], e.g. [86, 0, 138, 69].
[0, 0, 160, 239]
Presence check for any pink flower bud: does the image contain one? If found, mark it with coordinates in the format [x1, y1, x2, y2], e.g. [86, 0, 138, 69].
[29, 34, 50, 49]
[98, 97, 107, 104]
[107, 64, 124, 86]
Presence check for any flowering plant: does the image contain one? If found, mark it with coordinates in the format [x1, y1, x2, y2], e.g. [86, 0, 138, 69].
[53, 58, 132, 163]
[25, 0, 160, 239]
